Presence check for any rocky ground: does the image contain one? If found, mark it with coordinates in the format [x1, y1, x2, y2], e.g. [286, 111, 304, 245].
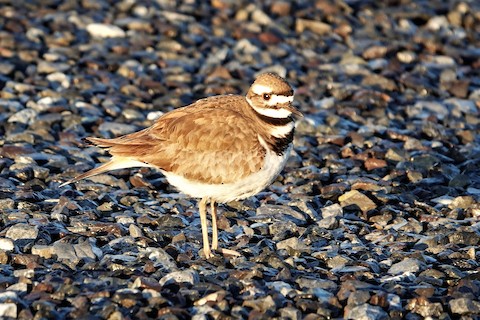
[1, 0, 480, 319]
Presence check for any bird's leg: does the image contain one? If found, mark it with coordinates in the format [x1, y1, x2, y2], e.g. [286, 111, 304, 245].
[211, 201, 218, 251]
[212, 203, 241, 257]
[199, 197, 212, 258]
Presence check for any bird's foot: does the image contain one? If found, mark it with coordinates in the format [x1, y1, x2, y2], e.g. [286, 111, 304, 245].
[202, 247, 241, 259]
[216, 247, 241, 257]
[203, 247, 214, 259]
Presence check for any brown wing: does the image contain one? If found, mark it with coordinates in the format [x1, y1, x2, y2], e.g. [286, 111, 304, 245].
[89, 106, 266, 185]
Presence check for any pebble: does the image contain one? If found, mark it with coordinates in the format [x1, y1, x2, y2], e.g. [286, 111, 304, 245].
[31, 245, 55, 259]
[321, 203, 343, 219]
[449, 297, 480, 315]
[388, 258, 424, 275]
[5, 224, 38, 240]
[7, 108, 37, 125]
[159, 270, 199, 287]
[86, 23, 126, 38]
[0, 303, 17, 318]
[345, 303, 389, 320]
[296, 19, 332, 35]
[0, 239, 14, 251]
[338, 190, 377, 213]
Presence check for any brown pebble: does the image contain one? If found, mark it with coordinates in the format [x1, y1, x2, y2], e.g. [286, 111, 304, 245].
[364, 158, 387, 171]
[271, 1, 291, 16]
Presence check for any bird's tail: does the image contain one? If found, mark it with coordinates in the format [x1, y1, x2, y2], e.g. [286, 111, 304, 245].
[59, 156, 152, 187]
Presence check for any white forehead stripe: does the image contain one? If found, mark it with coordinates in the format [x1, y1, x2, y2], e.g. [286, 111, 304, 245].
[251, 83, 273, 95]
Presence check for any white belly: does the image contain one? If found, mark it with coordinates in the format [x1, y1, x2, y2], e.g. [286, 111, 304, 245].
[162, 143, 292, 203]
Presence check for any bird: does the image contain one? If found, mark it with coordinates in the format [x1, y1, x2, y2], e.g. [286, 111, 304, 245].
[61, 72, 302, 258]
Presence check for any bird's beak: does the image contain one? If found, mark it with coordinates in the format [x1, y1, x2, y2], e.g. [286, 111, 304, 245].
[287, 104, 303, 118]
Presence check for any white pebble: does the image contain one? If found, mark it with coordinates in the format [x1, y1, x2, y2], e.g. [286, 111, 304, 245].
[0, 303, 16, 318]
[86, 23, 126, 38]
[0, 238, 14, 251]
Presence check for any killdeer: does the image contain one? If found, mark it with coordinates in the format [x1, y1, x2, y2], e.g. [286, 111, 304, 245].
[61, 73, 302, 258]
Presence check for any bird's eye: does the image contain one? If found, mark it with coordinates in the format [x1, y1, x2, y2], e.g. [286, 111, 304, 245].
[263, 93, 271, 100]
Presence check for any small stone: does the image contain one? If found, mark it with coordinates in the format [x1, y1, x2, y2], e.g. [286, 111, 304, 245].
[7, 282, 27, 292]
[363, 46, 388, 60]
[270, 1, 291, 16]
[107, 310, 124, 320]
[364, 158, 387, 171]
[255, 205, 307, 226]
[449, 196, 474, 209]
[0, 251, 8, 264]
[339, 190, 377, 213]
[321, 203, 343, 219]
[251, 8, 273, 25]
[347, 290, 371, 307]
[445, 98, 477, 114]
[36, 61, 71, 74]
[449, 297, 480, 315]
[316, 216, 338, 229]
[279, 307, 301, 320]
[396, 51, 416, 63]
[53, 242, 79, 263]
[0, 199, 15, 210]
[345, 303, 388, 320]
[129, 224, 143, 238]
[0, 62, 15, 75]
[8, 109, 37, 125]
[31, 245, 55, 259]
[407, 171, 423, 183]
[74, 240, 100, 260]
[327, 255, 351, 270]
[277, 237, 310, 253]
[0, 292, 17, 303]
[408, 101, 449, 120]
[296, 19, 332, 35]
[448, 80, 470, 98]
[407, 298, 444, 317]
[86, 23, 126, 38]
[0, 303, 16, 318]
[426, 16, 449, 31]
[388, 258, 424, 275]
[5, 224, 39, 240]
[243, 295, 276, 313]
[0, 238, 14, 251]
[159, 270, 199, 287]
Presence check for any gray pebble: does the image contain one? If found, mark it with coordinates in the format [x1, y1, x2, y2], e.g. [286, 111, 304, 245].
[5, 224, 38, 240]
[7, 108, 37, 125]
[345, 303, 389, 320]
[159, 269, 199, 287]
[388, 258, 424, 275]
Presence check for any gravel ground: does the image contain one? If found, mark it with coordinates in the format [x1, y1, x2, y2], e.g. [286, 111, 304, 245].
[1, 0, 480, 319]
